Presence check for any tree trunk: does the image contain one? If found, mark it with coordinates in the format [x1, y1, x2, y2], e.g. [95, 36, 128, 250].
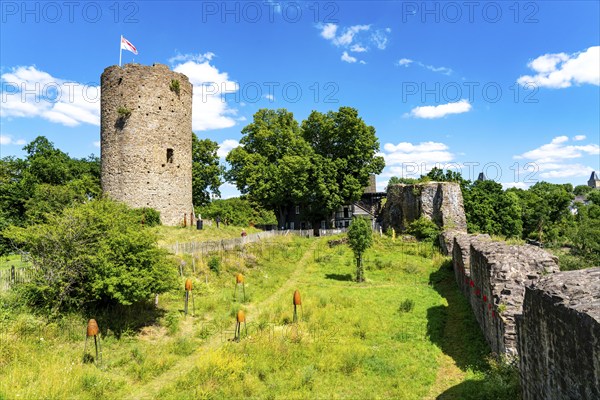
[356, 255, 364, 282]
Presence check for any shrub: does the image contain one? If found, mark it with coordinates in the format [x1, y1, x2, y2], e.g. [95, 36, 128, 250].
[130, 207, 161, 227]
[207, 256, 220, 274]
[406, 217, 441, 241]
[169, 79, 180, 95]
[117, 106, 131, 118]
[397, 299, 415, 314]
[197, 197, 277, 226]
[4, 199, 177, 314]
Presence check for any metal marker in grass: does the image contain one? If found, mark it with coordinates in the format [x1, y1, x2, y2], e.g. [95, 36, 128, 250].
[234, 273, 246, 302]
[184, 279, 195, 316]
[293, 290, 302, 322]
[234, 309, 247, 342]
[83, 319, 102, 365]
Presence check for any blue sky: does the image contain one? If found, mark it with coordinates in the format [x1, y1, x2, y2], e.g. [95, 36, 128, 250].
[1, 1, 599, 197]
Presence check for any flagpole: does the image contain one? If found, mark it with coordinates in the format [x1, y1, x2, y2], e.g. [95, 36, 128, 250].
[119, 35, 122, 67]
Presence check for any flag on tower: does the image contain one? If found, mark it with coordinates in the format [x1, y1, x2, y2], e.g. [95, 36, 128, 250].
[121, 36, 138, 55]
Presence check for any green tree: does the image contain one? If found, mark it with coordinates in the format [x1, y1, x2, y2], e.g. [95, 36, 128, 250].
[226, 109, 314, 227]
[573, 185, 593, 196]
[192, 134, 224, 206]
[464, 180, 522, 238]
[347, 217, 373, 282]
[4, 199, 177, 314]
[407, 217, 441, 241]
[302, 107, 385, 227]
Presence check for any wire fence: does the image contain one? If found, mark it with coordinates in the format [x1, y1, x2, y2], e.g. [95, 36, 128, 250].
[169, 228, 347, 256]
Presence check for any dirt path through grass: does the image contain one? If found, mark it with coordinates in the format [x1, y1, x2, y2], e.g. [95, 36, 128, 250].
[128, 241, 318, 399]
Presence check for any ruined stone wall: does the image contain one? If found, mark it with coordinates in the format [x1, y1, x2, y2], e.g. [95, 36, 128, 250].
[517, 268, 600, 400]
[101, 63, 193, 226]
[382, 182, 467, 232]
[446, 231, 559, 356]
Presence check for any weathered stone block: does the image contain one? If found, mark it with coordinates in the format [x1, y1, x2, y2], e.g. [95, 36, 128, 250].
[382, 182, 467, 233]
[518, 268, 600, 400]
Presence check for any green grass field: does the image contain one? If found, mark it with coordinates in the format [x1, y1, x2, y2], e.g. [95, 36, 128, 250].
[0, 235, 519, 399]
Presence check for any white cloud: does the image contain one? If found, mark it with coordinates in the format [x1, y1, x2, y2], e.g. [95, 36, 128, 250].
[397, 58, 413, 67]
[341, 52, 358, 64]
[168, 52, 214, 64]
[514, 135, 599, 163]
[382, 141, 454, 166]
[217, 139, 239, 158]
[317, 23, 390, 62]
[502, 182, 529, 190]
[517, 46, 600, 88]
[573, 135, 586, 141]
[350, 44, 367, 53]
[334, 25, 370, 47]
[371, 29, 390, 50]
[395, 59, 452, 75]
[93, 141, 100, 148]
[1, 66, 100, 127]
[172, 55, 239, 131]
[0, 135, 26, 146]
[264, 94, 274, 101]
[408, 99, 472, 119]
[320, 23, 338, 40]
[514, 136, 599, 179]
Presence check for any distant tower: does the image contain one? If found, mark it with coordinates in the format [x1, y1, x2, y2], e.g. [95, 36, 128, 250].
[477, 172, 486, 181]
[100, 63, 193, 226]
[588, 171, 600, 189]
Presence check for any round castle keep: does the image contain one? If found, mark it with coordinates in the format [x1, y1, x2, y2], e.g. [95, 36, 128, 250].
[100, 63, 193, 226]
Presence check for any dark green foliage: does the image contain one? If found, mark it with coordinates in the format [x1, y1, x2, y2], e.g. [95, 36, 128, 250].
[198, 197, 277, 226]
[587, 190, 600, 205]
[573, 185, 592, 196]
[347, 217, 373, 282]
[207, 256, 220, 274]
[3, 199, 177, 314]
[397, 299, 415, 314]
[192, 134, 224, 207]
[465, 180, 522, 238]
[0, 137, 101, 254]
[130, 207, 161, 227]
[406, 217, 441, 241]
[227, 107, 385, 228]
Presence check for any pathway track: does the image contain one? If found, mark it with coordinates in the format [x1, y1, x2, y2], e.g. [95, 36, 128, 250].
[128, 240, 318, 400]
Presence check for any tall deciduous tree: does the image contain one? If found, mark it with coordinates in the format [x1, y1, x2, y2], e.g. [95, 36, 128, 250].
[226, 109, 313, 227]
[192, 134, 224, 206]
[302, 107, 385, 226]
[347, 217, 373, 282]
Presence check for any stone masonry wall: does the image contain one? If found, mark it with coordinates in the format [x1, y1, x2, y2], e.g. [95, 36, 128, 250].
[517, 268, 600, 400]
[101, 63, 193, 226]
[447, 231, 559, 356]
[383, 182, 467, 232]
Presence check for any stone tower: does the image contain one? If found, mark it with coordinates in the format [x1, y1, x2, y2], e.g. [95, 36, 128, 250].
[100, 63, 193, 226]
[588, 171, 600, 189]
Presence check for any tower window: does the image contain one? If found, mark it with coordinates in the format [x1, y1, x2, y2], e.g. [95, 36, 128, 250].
[166, 148, 174, 163]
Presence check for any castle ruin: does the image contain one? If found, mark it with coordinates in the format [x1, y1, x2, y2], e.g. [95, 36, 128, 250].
[100, 63, 193, 226]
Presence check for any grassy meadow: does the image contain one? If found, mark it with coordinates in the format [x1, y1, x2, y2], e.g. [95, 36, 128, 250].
[0, 231, 519, 399]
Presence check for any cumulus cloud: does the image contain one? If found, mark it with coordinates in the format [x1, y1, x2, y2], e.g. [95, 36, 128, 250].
[172, 54, 239, 131]
[320, 23, 338, 40]
[341, 52, 358, 63]
[408, 100, 472, 119]
[379, 140, 456, 179]
[217, 139, 240, 158]
[350, 44, 367, 53]
[1, 66, 100, 127]
[514, 135, 599, 179]
[517, 46, 600, 88]
[573, 135, 586, 141]
[0, 135, 27, 146]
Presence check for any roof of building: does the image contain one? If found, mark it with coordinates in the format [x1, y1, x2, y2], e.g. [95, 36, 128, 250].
[590, 171, 599, 181]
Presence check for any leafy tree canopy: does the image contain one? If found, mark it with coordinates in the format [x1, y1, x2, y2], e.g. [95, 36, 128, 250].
[192, 134, 224, 207]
